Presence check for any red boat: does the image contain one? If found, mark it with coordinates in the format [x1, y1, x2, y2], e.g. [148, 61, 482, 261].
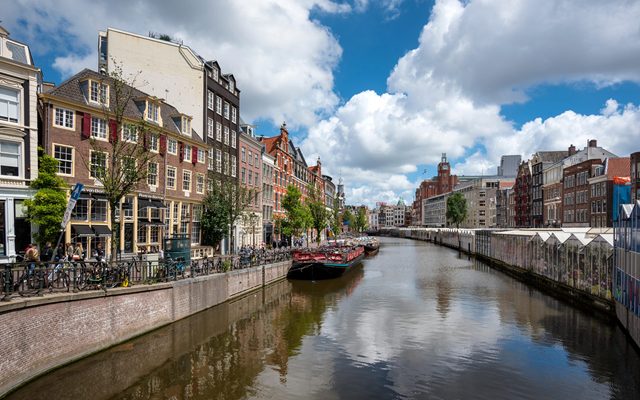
[288, 244, 365, 280]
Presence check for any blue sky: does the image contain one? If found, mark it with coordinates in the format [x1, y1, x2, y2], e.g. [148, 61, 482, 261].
[5, 0, 640, 206]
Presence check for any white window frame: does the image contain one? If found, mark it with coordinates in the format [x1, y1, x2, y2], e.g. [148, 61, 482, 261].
[231, 155, 237, 177]
[167, 138, 177, 155]
[181, 116, 191, 135]
[231, 131, 236, 148]
[147, 162, 158, 186]
[53, 107, 74, 130]
[146, 101, 159, 123]
[149, 134, 159, 152]
[212, 68, 219, 81]
[91, 117, 107, 140]
[198, 148, 205, 164]
[89, 150, 107, 179]
[207, 91, 214, 110]
[223, 101, 230, 119]
[122, 123, 138, 143]
[196, 174, 205, 194]
[208, 149, 214, 171]
[231, 106, 237, 123]
[216, 122, 222, 141]
[89, 80, 109, 105]
[53, 143, 74, 176]
[166, 166, 177, 190]
[182, 170, 192, 192]
[0, 139, 22, 179]
[216, 97, 222, 115]
[207, 117, 214, 138]
[184, 144, 192, 162]
[216, 149, 222, 173]
[0, 86, 20, 124]
[224, 126, 229, 145]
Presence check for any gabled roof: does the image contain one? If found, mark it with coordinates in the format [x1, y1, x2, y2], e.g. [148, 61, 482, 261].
[45, 69, 204, 144]
[532, 151, 569, 164]
[260, 135, 280, 154]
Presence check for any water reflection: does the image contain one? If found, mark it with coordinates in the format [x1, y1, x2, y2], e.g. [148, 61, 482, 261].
[7, 238, 640, 400]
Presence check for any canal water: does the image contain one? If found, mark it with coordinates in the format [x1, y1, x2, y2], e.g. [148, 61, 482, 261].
[7, 237, 640, 400]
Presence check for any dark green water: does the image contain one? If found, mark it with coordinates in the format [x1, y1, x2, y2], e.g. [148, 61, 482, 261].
[7, 237, 640, 399]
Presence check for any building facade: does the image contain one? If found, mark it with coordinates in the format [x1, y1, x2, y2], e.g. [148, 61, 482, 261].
[631, 151, 640, 202]
[530, 151, 568, 228]
[0, 26, 40, 261]
[412, 153, 457, 225]
[514, 161, 532, 227]
[237, 128, 262, 248]
[261, 151, 275, 245]
[39, 69, 209, 257]
[588, 157, 630, 228]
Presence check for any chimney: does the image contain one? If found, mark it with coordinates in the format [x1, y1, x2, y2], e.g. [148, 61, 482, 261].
[568, 144, 576, 156]
[588, 139, 597, 148]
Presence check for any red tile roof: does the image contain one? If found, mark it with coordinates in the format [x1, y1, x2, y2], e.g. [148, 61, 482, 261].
[606, 157, 630, 179]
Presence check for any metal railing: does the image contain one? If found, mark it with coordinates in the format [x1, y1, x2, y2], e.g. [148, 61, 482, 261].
[0, 250, 292, 300]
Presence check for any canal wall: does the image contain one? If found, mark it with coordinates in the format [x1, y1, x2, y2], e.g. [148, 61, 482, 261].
[0, 260, 291, 397]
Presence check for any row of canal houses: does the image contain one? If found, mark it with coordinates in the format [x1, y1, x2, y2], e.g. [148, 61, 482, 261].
[0, 25, 340, 262]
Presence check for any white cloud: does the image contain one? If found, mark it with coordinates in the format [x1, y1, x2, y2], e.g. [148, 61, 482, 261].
[3, 0, 351, 127]
[302, 0, 640, 206]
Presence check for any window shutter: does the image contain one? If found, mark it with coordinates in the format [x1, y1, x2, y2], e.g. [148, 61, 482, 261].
[179, 142, 184, 162]
[192, 146, 198, 165]
[159, 135, 167, 156]
[82, 113, 91, 139]
[109, 119, 118, 143]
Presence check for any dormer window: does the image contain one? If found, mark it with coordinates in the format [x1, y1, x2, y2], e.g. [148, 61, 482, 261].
[229, 79, 235, 94]
[146, 101, 159, 123]
[181, 116, 191, 135]
[212, 68, 219, 82]
[89, 80, 109, 105]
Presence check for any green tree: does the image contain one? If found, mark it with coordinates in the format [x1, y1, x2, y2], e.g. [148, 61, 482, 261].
[201, 178, 256, 253]
[306, 183, 329, 244]
[446, 192, 467, 249]
[24, 149, 68, 247]
[341, 208, 354, 231]
[354, 207, 368, 233]
[281, 185, 308, 239]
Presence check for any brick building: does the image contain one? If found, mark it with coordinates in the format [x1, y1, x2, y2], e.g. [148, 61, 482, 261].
[562, 159, 604, 227]
[514, 161, 532, 227]
[588, 157, 630, 227]
[39, 69, 209, 257]
[238, 126, 263, 247]
[412, 153, 457, 225]
[530, 151, 568, 227]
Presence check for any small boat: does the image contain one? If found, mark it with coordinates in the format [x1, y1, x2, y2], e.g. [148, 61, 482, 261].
[288, 243, 365, 280]
[363, 239, 379, 256]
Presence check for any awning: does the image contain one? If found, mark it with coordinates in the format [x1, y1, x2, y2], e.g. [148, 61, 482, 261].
[92, 225, 112, 237]
[138, 199, 153, 210]
[78, 192, 92, 200]
[72, 225, 93, 238]
[151, 199, 166, 208]
[92, 193, 108, 200]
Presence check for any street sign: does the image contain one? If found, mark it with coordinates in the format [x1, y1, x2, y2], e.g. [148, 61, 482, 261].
[61, 183, 84, 229]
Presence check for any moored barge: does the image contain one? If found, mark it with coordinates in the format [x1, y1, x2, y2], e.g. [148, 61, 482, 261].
[288, 244, 365, 280]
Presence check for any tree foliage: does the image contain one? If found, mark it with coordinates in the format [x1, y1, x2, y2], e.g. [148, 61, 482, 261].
[306, 183, 329, 243]
[24, 149, 68, 246]
[281, 185, 311, 238]
[341, 208, 354, 229]
[329, 197, 342, 237]
[201, 177, 257, 252]
[353, 207, 368, 233]
[446, 192, 467, 229]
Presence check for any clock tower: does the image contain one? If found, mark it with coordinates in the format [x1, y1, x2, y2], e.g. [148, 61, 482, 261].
[437, 153, 451, 192]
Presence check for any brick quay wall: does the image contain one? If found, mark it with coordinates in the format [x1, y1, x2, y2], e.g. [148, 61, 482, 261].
[0, 260, 291, 397]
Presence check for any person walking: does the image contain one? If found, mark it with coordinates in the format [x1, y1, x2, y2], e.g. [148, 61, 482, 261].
[41, 242, 53, 262]
[73, 242, 84, 261]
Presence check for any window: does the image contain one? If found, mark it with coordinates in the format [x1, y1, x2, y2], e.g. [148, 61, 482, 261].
[196, 174, 205, 194]
[150, 226, 159, 243]
[149, 134, 159, 152]
[0, 87, 19, 123]
[90, 151, 107, 179]
[223, 102, 230, 119]
[231, 106, 237, 123]
[216, 149, 222, 173]
[91, 117, 107, 139]
[91, 200, 107, 222]
[216, 122, 222, 141]
[54, 107, 74, 129]
[122, 124, 138, 142]
[148, 162, 158, 186]
[207, 117, 214, 138]
[183, 144, 192, 162]
[198, 148, 205, 164]
[248, 151, 253, 166]
[54, 145, 73, 175]
[208, 149, 214, 170]
[254, 154, 258, 167]
[168, 138, 177, 155]
[166, 166, 176, 189]
[224, 152, 230, 175]
[181, 116, 191, 135]
[72, 199, 88, 220]
[147, 101, 159, 122]
[191, 205, 201, 245]
[224, 126, 229, 145]
[229, 80, 235, 94]
[138, 226, 147, 244]
[216, 97, 222, 115]
[249, 171, 253, 186]
[182, 170, 191, 192]
[207, 91, 214, 110]
[231, 155, 237, 177]
[242, 148, 246, 162]
[241, 167, 245, 184]
[231, 131, 236, 148]
[90, 81, 109, 105]
[212, 68, 219, 81]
